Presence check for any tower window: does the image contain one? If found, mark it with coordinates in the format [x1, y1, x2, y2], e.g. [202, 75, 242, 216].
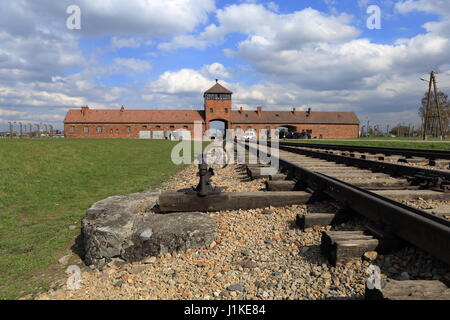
[210, 108, 213, 113]
[224, 108, 228, 113]
[97, 127, 103, 133]
[205, 93, 231, 100]
[156, 125, 161, 129]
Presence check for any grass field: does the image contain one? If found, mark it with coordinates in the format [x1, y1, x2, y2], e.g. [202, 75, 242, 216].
[287, 137, 450, 150]
[0, 139, 189, 299]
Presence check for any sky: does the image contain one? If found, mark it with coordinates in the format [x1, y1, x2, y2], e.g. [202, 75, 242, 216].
[1, 0, 450, 131]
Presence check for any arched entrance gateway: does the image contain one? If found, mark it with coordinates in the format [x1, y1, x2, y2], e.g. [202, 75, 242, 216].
[206, 119, 228, 140]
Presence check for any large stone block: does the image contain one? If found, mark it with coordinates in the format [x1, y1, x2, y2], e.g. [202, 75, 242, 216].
[82, 190, 217, 267]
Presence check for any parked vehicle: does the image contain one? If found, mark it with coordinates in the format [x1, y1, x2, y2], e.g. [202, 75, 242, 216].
[242, 130, 256, 140]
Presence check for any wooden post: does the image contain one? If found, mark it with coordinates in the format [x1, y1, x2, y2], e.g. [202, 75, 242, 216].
[159, 191, 312, 212]
[423, 72, 433, 140]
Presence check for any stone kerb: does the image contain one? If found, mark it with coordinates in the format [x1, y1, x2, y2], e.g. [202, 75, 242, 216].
[82, 189, 217, 267]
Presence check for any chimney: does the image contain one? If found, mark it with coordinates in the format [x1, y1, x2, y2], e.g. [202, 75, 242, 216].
[257, 106, 262, 115]
[239, 106, 243, 113]
[81, 105, 89, 116]
[120, 105, 125, 112]
[292, 107, 296, 114]
[306, 108, 311, 117]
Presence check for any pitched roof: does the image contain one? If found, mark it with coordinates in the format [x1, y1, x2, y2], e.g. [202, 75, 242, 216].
[204, 82, 232, 94]
[64, 108, 204, 123]
[64, 107, 359, 125]
[231, 110, 359, 124]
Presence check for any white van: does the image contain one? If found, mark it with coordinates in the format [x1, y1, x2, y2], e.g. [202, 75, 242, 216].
[242, 130, 256, 140]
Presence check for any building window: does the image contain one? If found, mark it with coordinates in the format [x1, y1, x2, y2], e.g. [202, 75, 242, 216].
[142, 125, 148, 129]
[156, 125, 161, 129]
[97, 127, 103, 133]
[70, 126, 75, 133]
[109, 129, 113, 134]
[126, 126, 131, 133]
[210, 108, 213, 113]
[115, 129, 119, 134]
[83, 126, 89, 133]
[183, 125, 189, 129]
[170, 126, 175, 129]
[205, 93, 231, 100]
[224, 108, 228, 113]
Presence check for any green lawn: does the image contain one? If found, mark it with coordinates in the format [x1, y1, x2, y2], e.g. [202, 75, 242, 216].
[286, 137, 450, 151]
[0, 139, 189, 299]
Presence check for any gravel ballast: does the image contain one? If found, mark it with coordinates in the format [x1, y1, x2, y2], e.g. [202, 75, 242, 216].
[35, 164, 450, 300]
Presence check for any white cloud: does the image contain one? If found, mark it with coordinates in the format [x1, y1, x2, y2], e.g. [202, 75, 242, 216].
[201, 63, 231, 79]
[111, 37, 142, 49]
[145, 63, 231, 96]
[0, 0, 215, 38]
[396, 0, 450, 37]
[0, 109, 26, 116]
[158, 35, 208, 51]
[160, 4, 360, 51]
[147, 69, 215, 94]
[267, 2, 279, 12]
[396, 0, 450, 15]
[114, 58, 151, 72]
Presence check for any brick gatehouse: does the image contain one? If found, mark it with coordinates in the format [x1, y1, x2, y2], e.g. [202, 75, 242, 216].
[64, 81, 360, 139]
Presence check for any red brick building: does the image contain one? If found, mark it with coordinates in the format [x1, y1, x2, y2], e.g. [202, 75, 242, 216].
[64, 81, 360, 139]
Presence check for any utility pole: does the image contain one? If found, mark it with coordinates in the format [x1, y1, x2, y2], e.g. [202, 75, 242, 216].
[421, 71, 446, 140]
[432, 72, 445, 140]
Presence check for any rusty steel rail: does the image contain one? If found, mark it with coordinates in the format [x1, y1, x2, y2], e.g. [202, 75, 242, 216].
[243, 142, 450, 265]
[279, 141, 450, 161]
[278, 144, 450, 192]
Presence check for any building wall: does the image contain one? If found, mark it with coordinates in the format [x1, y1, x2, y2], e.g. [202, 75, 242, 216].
[64, 123, 205, 139]
[229, 123, 359, 139]
[204, 99, 232, 130]
[65, 122, 359, 139]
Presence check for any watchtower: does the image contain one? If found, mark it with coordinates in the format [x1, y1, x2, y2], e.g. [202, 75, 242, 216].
[204, 80, 232, 131]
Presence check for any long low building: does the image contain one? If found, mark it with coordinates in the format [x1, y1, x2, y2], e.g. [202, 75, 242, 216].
[64, 82, 360, 139]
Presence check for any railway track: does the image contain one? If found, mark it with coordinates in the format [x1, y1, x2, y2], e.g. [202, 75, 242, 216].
[242, 141, 450, 299]
[279, 141, 450, 168]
